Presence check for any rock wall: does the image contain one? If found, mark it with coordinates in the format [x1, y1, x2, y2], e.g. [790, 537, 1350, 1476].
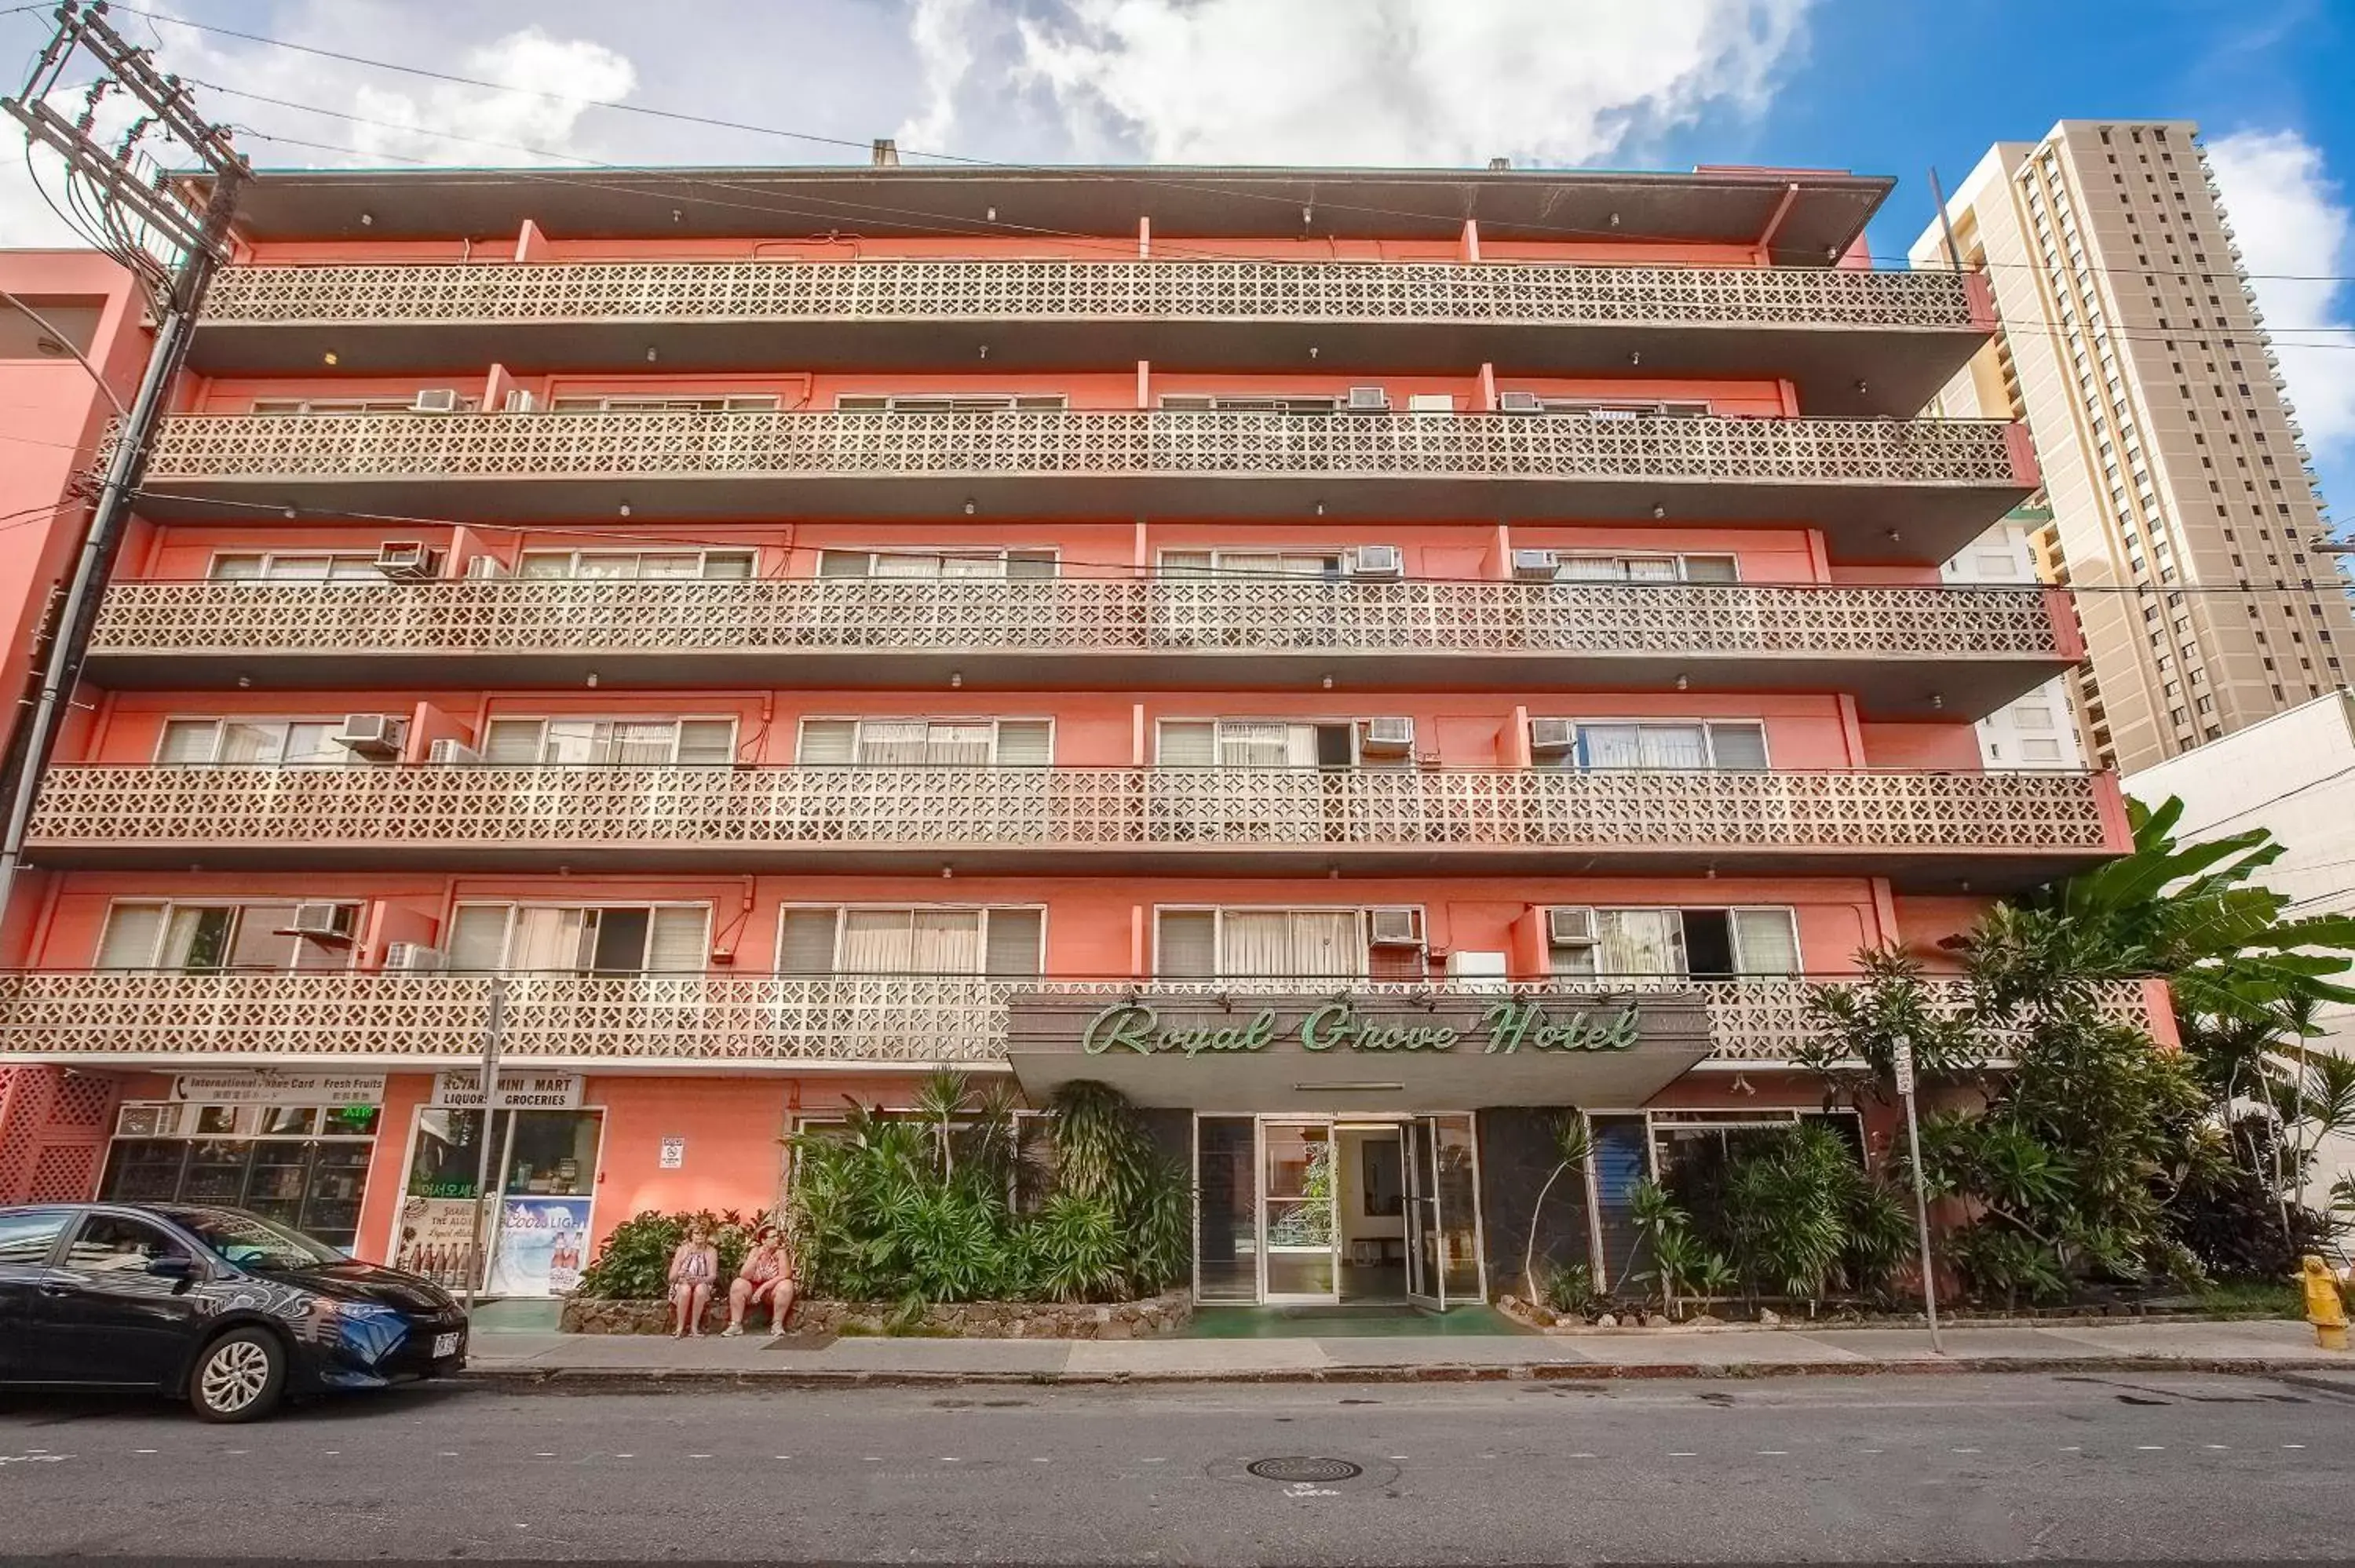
[560, 1289, 1193, 1339]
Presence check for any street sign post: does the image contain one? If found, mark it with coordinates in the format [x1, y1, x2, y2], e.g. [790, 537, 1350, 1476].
[1893, 1039, 1943, 1353]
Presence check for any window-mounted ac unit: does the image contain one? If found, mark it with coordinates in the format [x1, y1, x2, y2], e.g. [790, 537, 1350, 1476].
[501, 388, 539, 414]
[1498, 391, 1545, 414]
[1510, 549, 1559, 582]
[333, 713, 407, 759]
[1368, 906, 1426, 947]
[1547, 906, 1598, 947]
[1349, 544, 1404, 580]
[385, 942, 444, 972]
[1360, 717, 1415, 755]
[371, 542, 440, 582]
[1528, 718, 1578, 756]
[286, 903, 356, 943]
[411, 388, 461, 414]
[463, 554, 508, 580]
[118, 1103, 168, 1137]
[429, 738, 481, 766]
[1345, 385, 1392, 413]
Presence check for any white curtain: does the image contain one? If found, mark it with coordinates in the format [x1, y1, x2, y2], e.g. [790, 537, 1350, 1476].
[1731, 910, 1800, 975]
[1219, 911, 1363, 979]
[1597, 910, 1683, 977]
[509, 907, 587, 971]
[839, 909, 982, 974]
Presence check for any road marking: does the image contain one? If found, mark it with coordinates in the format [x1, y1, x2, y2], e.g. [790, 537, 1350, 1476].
[322, 1451, 338, 1457]
[1389, 1454, 1410, 1460]
[1667, 1451, 1697, 1458]
[133, 1449, 157, 1456]
[1860, 1449, 1884, 1455]
[1952, 1447, 1981, 1454]
[1568, 1453, 1597, 1460]
[1031, 1457, 1050, 1463]
[775, 1455, 792, 1460]
[2058, 1445, 2082, 1452]
[224, 1450, 247, 1457]
[437, 1451, 457, 1458]
[864, 1456, 882, 1461]
[2204, 1444, 2229, 1451]
[1755, 1449, 1788, 1456]
[615, 1453, 634, 1460]
[2284, 1443, 2307, 1450]
[940, 1457, 960, 1463]
[2136, 1445, 2166, 1452]
[535, 1452, 556, 1458]
[690, 1453, 712, 1460]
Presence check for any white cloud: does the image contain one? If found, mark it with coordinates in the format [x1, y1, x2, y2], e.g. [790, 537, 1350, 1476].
[337, 30, 638, 165]
[2205, 128, 2355, 459]
[959, 0, 1812, 166]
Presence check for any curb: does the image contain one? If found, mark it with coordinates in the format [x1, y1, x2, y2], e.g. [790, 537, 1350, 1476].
[454, 1354, 2353, 1392]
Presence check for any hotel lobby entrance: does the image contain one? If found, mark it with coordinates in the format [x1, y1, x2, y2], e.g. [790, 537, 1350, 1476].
[1194, 1114, 1484, 1308]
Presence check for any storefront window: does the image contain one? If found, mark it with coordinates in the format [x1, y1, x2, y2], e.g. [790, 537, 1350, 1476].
[99, 1099, 385, 1250]
[396, 1093, 604, 1297]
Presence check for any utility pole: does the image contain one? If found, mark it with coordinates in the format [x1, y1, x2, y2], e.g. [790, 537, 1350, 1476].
[0, 1, 247, 930]
[462, 975, 509, 1317]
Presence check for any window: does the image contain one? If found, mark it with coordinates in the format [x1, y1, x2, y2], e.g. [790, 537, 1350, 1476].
[0, 1209, 70, 1265]
[1547, 906, 1799, 979]
[96, 901, 356, 972]
[1159, 394, 1338, 414]
[1157, 549, 1344, 579]
[516, 549, 754, 581]
[249, 397, 421, 416]
[1543, 720, 1769, 771]
[63, 1213, 192, 1271]
[1157, 719, 1389, 769]
[797, 717, 1052, 766]
[445, 903, 711, 974]
[837, 394, 1065, 413]
[156, 718, 349, 767]
[480, 717, 737, 765]
[549, 395, 779, 413]
[818, 549, 1058, 579]
[1155, 908, 1376, 980]
[207, 552, 381, 582]
[1550, 553, 1739, 584]
[1530, 399, 1712, 419]
[773, 905, 1042, 977]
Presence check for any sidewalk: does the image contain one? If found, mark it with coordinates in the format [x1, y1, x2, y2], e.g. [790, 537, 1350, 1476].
[460, 1316, 2351, 1387]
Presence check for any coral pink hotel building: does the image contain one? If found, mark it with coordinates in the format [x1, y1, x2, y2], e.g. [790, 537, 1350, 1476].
[0, 162, 2154, 1307]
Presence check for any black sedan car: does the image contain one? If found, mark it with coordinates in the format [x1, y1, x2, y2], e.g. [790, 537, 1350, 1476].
[0, 1202, 467, 1420]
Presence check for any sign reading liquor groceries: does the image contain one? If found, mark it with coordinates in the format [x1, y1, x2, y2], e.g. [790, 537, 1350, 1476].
[430, 1070, 585, 1110]
[1079, 997, 1642, 1059]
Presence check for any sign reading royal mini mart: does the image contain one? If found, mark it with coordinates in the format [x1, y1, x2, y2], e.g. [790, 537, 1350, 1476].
[1004, 991, 1714, 1112]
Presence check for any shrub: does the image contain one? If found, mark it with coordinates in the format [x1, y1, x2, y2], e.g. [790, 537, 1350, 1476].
[1538, 1260, 1605, 1318]
[574, 1209, 754, 1300]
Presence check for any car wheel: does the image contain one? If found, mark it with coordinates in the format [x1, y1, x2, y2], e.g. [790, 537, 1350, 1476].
[189, 1329, 285, 1424]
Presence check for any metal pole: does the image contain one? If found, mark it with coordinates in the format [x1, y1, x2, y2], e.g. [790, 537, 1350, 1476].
[1928, 165, 1966, 272]
[462, 975, 507, 1318]
[1894, 1039, 1944, 1354]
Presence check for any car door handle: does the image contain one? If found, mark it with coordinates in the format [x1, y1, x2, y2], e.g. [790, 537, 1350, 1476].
[38, 1283, 72, 1296]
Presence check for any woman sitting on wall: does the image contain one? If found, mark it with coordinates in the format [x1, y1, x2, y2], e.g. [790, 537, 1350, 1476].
[724, 1223, 798, 1337]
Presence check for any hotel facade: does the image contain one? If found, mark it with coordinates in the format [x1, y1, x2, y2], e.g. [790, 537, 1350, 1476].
[0, 162, 2158, 1307]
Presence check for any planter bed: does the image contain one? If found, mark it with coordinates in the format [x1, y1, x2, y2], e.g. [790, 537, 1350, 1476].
[560, 1289, 1192, 1339]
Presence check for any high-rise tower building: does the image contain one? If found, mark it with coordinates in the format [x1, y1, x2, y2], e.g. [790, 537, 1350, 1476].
[0, 162, 2147, 1306]
[1912, 121, 2355, 775]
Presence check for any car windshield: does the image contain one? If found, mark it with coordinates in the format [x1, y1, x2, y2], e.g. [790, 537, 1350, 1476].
[155, 1206, 345, 1270]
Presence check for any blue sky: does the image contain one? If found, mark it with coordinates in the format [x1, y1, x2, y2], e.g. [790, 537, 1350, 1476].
[5, 0, 2350, 505]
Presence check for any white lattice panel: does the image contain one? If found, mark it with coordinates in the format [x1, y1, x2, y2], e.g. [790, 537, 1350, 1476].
[0, 972, 2155, 1067]
[133, 410, 2021, 489]
[24, 765, 2111, 855]
[88, 578, 2064, 663]
[199, 259, 1981, 331]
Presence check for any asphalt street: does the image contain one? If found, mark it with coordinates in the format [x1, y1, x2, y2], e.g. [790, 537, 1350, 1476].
[1, 1371, 2350, 1563]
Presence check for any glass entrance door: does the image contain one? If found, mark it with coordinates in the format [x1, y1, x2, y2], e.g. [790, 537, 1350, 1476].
[1403, 1114, 1485, 1310]
[1260, 1121, 1337, 1301]
[1403, 1118, 1444, 1309]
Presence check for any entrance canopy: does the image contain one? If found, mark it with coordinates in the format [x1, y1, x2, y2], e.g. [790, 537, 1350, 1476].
[1005, 990, 1714, 1114]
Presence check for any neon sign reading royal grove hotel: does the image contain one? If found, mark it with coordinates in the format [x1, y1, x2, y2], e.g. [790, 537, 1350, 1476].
[1079, 998, 1642, 1059]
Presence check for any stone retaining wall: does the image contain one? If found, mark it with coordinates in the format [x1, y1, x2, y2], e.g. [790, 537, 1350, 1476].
[560, 1289, 1192, 1339]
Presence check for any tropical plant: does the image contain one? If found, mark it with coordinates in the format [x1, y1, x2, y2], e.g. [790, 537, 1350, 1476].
[1538, 1260, 1606, 1318]
[1627, 1178, 1729, 1318]
[574, 1209, 754, 1300]
[1520, 1111, 1594, 1307]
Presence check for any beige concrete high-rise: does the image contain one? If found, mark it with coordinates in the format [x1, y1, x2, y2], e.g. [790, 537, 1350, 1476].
[1912, 120, 2355, 774]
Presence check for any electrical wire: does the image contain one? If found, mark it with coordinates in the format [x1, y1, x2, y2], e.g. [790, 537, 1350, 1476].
[0, 289, 125, 416]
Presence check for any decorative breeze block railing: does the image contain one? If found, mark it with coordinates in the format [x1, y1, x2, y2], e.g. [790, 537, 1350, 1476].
[87, 578, 2065, 663]
[26, 765, 2111, 855]
[199, 259, 1983, 332]
[133, 410, 2023, 489]
[0, 973, 2158, 1067]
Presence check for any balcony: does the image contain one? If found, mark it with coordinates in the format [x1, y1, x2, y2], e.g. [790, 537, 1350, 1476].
[24, 764, 2121, 888]
[82, 578, 2079, 721]
[187, 261, 1992, 418]
[0, 972, 2162, 1071]
[128, 410, 2036, 563]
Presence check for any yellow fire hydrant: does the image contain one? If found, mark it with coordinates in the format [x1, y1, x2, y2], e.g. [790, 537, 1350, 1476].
[2302, 1256, 2348, 1351]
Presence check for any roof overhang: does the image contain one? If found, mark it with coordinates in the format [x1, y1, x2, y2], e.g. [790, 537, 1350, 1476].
[184, 165, 1892, 266]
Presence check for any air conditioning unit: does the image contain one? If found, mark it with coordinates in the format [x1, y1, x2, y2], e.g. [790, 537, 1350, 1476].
[1444, 949, 1510, 993]
[1345, 385, 1392, 413]
[117, 1104, 168, 1137]
[1368, 906, 1426, 947]
[1498, 391, 1545, 414]
[1528, 718, 1578, 756]
[1547, 906, 1598, 947]
[501, 388, 539, 414]
[1511, 549, 1560, 582]
[385, 942, 444, 972]
[411, 388, 461, 414]
[1360, 717, 1415, 755]
[333, 713, 407, 759]
[371, 542, 440, 582]
[429, 738, 481, 766]
[463, 554, 509, 580]
[286, 903, 356, 943]
[1349, 544, 1404, 580]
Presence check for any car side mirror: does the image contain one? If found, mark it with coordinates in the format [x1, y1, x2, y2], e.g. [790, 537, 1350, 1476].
[144, 1254, 194, 1279]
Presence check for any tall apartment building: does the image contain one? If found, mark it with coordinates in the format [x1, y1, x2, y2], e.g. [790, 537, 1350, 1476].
[0, 163, 2148, 1307]
[1911, 121, 2355, 775]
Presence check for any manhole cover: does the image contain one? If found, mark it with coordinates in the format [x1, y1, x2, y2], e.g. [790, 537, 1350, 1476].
[1247, 1457, 1363, 1483]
